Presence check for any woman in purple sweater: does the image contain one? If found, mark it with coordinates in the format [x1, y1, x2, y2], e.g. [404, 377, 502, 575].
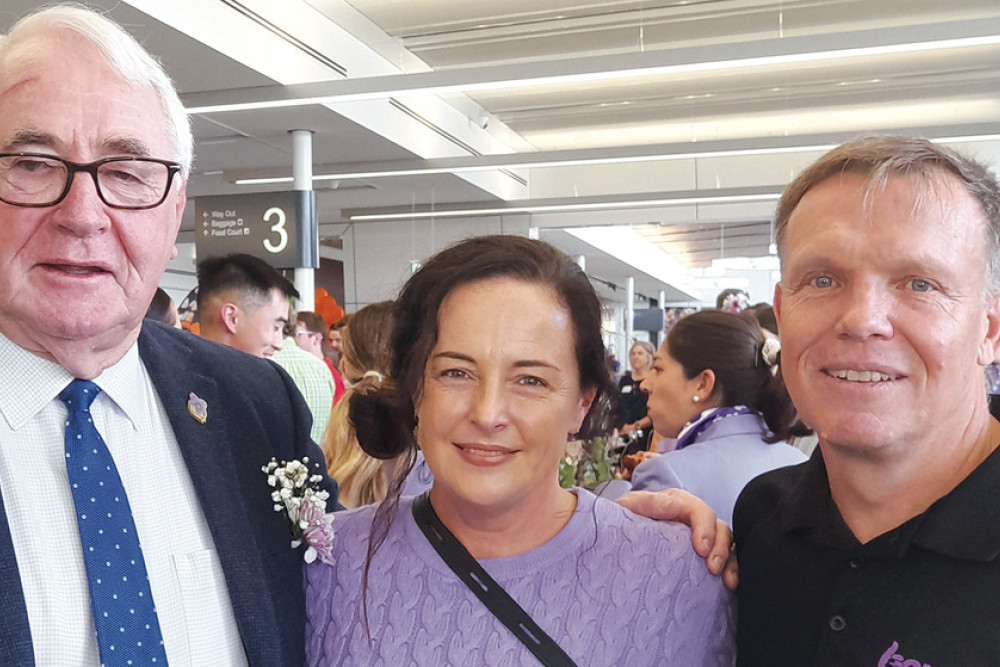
[305, 236, 735, 666]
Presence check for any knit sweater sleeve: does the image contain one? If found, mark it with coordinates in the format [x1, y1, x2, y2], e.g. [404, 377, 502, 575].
[305, 492, 735, 666]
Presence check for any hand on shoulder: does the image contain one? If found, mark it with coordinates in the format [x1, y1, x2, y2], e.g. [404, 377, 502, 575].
[618, 489, 738, 590]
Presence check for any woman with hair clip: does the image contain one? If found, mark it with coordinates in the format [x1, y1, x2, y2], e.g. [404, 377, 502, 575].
[323, 301, 433, 508]
[305, 236, 734, 666]
[631, 310, 809, 526]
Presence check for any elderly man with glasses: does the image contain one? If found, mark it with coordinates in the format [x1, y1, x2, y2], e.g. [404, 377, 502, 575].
[0, 6, 335, 666]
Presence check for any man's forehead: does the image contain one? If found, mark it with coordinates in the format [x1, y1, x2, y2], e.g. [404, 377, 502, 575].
[270, 292, 291, 321]
[778, 172, 992, 286]
[784, 172, 983, 240]
[0, 27, 88, 88]
[0, 28, 49, 76]
[0, 30, 169, 157]
[0, 127, 155, 158]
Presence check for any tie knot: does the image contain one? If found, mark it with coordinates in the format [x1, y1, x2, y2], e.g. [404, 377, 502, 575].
[59, 379, 102, 413]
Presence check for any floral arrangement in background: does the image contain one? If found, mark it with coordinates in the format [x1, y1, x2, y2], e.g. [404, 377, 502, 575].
[560, 436, 614, 489]
[720, 291, 750, 314]
[263, 457, 335, 564]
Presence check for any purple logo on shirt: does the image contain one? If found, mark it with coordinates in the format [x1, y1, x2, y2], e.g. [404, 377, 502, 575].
[878, 641, 935, 667]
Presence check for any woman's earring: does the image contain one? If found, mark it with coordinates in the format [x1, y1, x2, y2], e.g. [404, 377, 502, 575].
[692, 395, 700, 403]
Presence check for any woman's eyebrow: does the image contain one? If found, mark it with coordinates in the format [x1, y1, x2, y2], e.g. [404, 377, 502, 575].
[430, 351, 474, 363]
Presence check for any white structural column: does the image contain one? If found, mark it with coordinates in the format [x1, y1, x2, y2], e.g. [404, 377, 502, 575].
[625, 276, 635, 350]
[292, 129, 315, 311]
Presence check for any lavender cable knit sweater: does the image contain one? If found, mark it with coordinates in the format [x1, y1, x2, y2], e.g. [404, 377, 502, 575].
[305, 489, 735, 666]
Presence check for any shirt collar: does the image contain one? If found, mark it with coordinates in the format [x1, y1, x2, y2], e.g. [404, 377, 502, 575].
[675, 406, 760, 450]
[910, 442, 1000, 561]
[273, 336, 307, 357]
[675, 407, 723, 441]
[94, 343, 146, 432]
[775, 450, 854, 543]
[776, 444, 1000, 561]
[0, 331, 144, 431]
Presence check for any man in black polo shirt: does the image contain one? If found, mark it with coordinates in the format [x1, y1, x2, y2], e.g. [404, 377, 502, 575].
[734, 136, 1000, 666]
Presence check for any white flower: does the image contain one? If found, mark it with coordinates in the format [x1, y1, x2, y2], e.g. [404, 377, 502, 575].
[263, 457, 335, 564]
[564, 439, 584, 463]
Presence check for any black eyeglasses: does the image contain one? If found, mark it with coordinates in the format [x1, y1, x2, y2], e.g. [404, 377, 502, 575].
[0, 152, 182, 210]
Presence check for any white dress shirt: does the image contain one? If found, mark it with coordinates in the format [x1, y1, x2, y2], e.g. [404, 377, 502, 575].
[0, 332, 248, 666]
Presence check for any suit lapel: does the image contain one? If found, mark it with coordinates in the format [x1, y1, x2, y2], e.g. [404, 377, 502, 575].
[0, 487, 35, 666]
[138, 325, 281, 666]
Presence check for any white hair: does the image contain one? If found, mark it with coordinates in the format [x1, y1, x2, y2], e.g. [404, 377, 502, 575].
[1, 4, 193, 177]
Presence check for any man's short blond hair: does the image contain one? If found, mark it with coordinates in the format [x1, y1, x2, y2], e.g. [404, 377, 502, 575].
[775, 136, 1000, 295]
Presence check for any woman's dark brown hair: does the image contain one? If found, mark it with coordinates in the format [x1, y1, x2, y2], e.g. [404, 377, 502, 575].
[351, 234, 615, 460]
[667, 309, 807, 442]
[348, 235, 616, 617]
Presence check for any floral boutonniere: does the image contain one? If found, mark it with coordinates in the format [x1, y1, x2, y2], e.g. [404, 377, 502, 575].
[263, 457, 335, 565]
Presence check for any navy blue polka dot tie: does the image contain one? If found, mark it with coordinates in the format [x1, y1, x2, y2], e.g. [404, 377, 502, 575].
[59, 380, 168, 666]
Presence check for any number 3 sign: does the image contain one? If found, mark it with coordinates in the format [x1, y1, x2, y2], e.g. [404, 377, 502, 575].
[194, 191, 317, 269]
[263, 206, 289, 254]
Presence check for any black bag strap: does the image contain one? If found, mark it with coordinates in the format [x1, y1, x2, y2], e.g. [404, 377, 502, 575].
[411, 493, 578, 667]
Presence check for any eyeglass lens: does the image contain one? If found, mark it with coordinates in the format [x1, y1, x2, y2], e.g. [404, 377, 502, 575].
[0, 154, 172, 208]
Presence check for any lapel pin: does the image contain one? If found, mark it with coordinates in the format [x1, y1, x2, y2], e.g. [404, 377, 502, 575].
[187, 392, 208, 424]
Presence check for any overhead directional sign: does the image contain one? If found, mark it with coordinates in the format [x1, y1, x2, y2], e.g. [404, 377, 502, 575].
[633, 307, 665, 332]
[194, 191, 318, 268]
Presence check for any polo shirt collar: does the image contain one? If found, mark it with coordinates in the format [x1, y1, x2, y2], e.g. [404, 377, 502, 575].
[912, 442, 1000, 561]
[775, 443, 1000, 562]
[0, 331, 144, 432]
[775, 451, 858, 549]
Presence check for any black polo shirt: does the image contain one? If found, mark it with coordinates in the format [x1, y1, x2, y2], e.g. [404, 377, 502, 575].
[733, 445, 1000, 666]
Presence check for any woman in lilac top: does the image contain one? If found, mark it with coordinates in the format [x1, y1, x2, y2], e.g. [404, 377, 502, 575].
[631, 310, 809, 525]
[305, 236, 735, 665]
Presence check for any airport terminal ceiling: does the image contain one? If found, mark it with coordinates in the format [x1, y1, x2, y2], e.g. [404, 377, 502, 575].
[2, 0, 1000, 305]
